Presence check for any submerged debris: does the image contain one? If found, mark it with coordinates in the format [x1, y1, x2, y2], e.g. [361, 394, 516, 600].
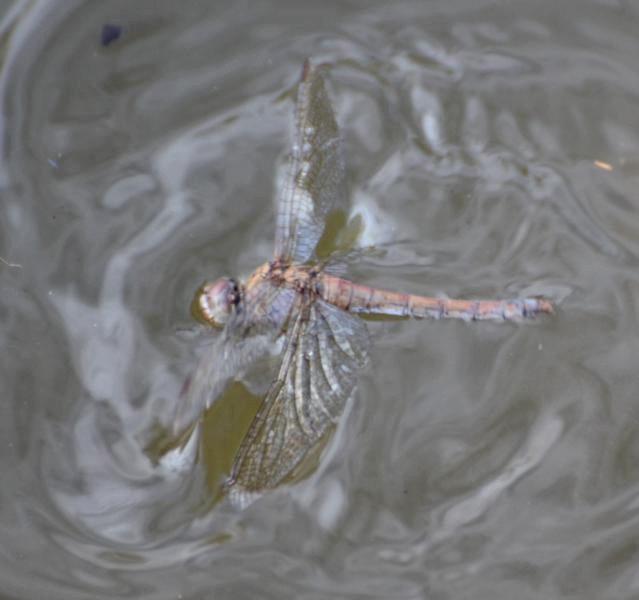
[101, 23, 123, 47]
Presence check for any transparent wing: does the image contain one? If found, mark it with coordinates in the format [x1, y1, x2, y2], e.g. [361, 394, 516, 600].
[225, 299, 370, 494]
[172, 285, 297, 436]
[171, 331, 274, 437]
[274, 60, 344, 263]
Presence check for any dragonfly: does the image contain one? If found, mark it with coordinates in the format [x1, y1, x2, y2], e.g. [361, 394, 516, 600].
[172, 60, 554, 502]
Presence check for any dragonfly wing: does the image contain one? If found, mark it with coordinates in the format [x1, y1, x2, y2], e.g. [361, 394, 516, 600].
[274, 60, 344, 263]
[226, 299, 370, 494]
[172, 281, 298, 436]
[171, 330, 276, 437]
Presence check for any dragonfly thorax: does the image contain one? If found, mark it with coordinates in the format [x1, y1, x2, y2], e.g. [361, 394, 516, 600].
[192, 277, 242, 328]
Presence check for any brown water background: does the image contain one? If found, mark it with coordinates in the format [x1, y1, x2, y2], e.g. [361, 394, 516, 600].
[2, 1, 639, 598]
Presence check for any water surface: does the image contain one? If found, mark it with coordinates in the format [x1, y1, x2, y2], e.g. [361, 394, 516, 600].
[2, 0, 639, 598]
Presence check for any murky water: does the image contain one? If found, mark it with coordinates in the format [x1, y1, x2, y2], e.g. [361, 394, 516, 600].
[2, 0, 639, 597]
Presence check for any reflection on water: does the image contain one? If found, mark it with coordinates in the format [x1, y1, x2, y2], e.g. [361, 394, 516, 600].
[2, 0, 639, 597]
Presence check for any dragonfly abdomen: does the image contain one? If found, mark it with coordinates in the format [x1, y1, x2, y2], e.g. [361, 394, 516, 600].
[318, 274, 553, 322]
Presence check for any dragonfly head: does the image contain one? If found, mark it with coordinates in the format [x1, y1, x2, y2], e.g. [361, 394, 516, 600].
[192, 277, 241, 328]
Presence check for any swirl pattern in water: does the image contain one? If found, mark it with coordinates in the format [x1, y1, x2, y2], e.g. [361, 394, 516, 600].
[1, 0, 639, 598]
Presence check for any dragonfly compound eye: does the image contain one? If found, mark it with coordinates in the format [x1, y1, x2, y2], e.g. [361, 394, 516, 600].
[191, 277, 238, 328]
